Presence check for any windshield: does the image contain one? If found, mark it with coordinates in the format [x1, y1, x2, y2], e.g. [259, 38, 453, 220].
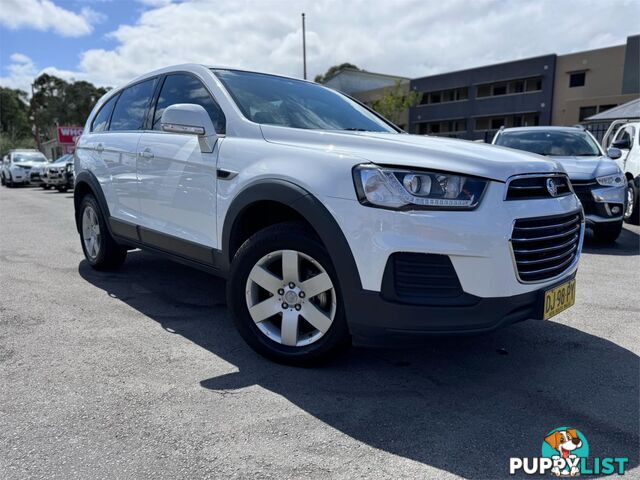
[495, 130, 601, 157]
[213, 69, 397, 133]
[13, 152, 47, 163]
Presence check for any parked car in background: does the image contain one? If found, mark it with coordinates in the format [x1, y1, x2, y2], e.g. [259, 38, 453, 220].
[606, 121, 640, 225]
[43, 154, 74, 192]
[1, 149, 48, 188]
[74, 65, 584, 364]
[493, 126, 626, 243]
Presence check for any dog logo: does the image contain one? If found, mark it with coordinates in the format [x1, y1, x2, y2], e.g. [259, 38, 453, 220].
[542, 427, 589, 477]
[510, 426, 628, 476]
[546, 177, 558, 197]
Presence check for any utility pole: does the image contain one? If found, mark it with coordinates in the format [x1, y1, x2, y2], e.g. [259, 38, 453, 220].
[301, 13, 307, 79]
[30, 82, 42, 151]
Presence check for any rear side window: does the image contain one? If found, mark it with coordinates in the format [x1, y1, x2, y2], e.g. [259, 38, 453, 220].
[110, 78, 158, 131]
[91, 94, 119, 132]
[152, 74, 226, 134]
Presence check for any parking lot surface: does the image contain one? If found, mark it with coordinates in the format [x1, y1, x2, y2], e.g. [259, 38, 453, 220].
[1, 185, 639, 479]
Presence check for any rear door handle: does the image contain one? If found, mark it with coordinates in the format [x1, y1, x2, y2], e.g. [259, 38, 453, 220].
[139, 148, 154, 159]
[96, 143, 104, 152]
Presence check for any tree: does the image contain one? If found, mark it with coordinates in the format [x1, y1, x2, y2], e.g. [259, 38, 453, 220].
[30, 73, 108, 142]
[314, 63, 360, 84]
[371, 80, 422, 126]
[0, 87, 34, 154]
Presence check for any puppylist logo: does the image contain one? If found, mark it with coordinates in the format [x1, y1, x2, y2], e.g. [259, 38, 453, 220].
[509, 427, 629, 476]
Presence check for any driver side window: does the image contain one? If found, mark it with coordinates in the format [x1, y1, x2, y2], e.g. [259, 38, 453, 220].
[152, 74, 226, 134]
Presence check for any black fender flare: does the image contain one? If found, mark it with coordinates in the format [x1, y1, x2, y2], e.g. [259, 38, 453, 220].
[73, 171, 112, 234]
[221, 179, 363, 293]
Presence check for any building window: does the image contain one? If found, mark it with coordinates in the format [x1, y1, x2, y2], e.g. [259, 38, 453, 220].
[474, 113, 539, 131]
[579, 105, 597, 121]
[419, 87, 469, 105]
[417, 119, 467, 136]
[598, 104, 616, 113]
[569, 72, 586, 88]
[476, 77, 542, 98]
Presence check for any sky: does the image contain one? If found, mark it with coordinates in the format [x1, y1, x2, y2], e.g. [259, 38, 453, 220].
[1, 0, 639, 93]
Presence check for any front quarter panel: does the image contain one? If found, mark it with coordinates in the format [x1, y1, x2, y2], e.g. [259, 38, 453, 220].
[216, 136, 360, 247]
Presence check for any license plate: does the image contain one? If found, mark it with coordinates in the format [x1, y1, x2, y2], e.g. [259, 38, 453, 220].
[543, 278, 576, 320]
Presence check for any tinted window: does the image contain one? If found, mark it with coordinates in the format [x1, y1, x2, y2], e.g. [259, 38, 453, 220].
[91, 94, 119, 132]
[213, 69, 397, 132]
[495, 130, 600, 157]
[152, 74, 226, 134]
[110, 78, 157, 131]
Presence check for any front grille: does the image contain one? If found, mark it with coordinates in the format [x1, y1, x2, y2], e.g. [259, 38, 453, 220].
[382, 253, 463, 303]
[570, 179, 597, 209]
[511, 211, 582, 282]
[506, 174, 572, 200]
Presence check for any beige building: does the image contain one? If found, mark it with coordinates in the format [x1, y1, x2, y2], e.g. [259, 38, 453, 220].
[552, 36, 640, 125]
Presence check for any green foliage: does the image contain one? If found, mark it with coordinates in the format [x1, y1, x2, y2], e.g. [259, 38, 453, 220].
[371, 80, 422, 126]
[31, 73, 108, 141]
[314, 63, 360, 84]
[0, 74, 108, 154]
[0, 87, 32, 139]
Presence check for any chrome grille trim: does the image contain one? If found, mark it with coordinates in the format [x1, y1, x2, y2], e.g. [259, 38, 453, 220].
[509, 210, 584, 283]
[504, 173, 573, 201]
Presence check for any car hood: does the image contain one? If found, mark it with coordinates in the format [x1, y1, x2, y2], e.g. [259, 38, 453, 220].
[547, 156, 619, 180]
[260, 125, 563, 182]
[14, 161, 46, 168]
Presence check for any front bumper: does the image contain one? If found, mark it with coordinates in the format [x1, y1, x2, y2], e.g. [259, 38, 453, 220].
[348, 273, 576, 346]
[321, 181, 583, 342]
[572, 182, 625, 225]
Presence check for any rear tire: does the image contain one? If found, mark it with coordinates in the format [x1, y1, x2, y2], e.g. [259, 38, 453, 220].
[624, 179, 639, 225]
[0, 175, 4, 186]
[79, 194, 127, 270]
[57, 186, 68, 193]
[592, 220, 623, 244]
[227, 222, 350, 365]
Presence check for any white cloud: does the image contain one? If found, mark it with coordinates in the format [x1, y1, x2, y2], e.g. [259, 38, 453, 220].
[0, 53, 88, 93]
[1, 0, 639, 90]
[0, 53, 37, 92]
[0, 0, 102, 37]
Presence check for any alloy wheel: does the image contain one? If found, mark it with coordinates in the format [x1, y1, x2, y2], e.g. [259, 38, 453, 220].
[82, 205, 101, 260]
[625, 185, 634, 219]
[245, 249, 336, 347]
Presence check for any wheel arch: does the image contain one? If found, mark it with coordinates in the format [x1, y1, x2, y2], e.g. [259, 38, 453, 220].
[73, 171, 111, 234]
[221, 179, 362, 291]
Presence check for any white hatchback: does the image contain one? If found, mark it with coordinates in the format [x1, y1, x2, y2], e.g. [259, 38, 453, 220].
[74, 64, 584, 364]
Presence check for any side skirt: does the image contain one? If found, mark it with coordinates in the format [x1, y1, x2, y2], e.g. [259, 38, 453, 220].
[109, 217, 227, 278]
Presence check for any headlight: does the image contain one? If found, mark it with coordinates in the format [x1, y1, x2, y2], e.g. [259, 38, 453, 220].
[596, 173, 625, 187]
[353, 164, 488, 210]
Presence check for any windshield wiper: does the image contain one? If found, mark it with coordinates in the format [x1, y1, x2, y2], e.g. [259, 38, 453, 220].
[343, 128, 370, 132]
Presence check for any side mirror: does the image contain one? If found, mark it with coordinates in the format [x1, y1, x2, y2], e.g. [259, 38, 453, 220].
[611, 138, 631, 150]
[161, 103, 218, 153]
[607, 147, 622, 160]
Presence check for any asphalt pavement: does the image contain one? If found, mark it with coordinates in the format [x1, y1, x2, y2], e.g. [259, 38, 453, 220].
[1, 184, 639, 479]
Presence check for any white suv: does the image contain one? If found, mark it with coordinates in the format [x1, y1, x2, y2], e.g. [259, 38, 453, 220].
[74, 64, 584, 364]
[1, 149, 48, 187]
[607, 121, 640, 224]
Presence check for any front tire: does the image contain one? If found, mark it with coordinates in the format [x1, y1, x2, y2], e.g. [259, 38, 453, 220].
[227, 222, 350, 365]
[79, 194, 127, 270]
[624, 179, 639, 225]
[57, 186, 68, 193]
[1, 175, 4, 186]
[592, 220, 623, 244]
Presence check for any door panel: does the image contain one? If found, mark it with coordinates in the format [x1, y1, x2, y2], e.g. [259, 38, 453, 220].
[137, 132, 219, 248]
[100, 132, 143, 221]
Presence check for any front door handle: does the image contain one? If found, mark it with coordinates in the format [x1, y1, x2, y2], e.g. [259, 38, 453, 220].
[139, 148, 154, 159]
